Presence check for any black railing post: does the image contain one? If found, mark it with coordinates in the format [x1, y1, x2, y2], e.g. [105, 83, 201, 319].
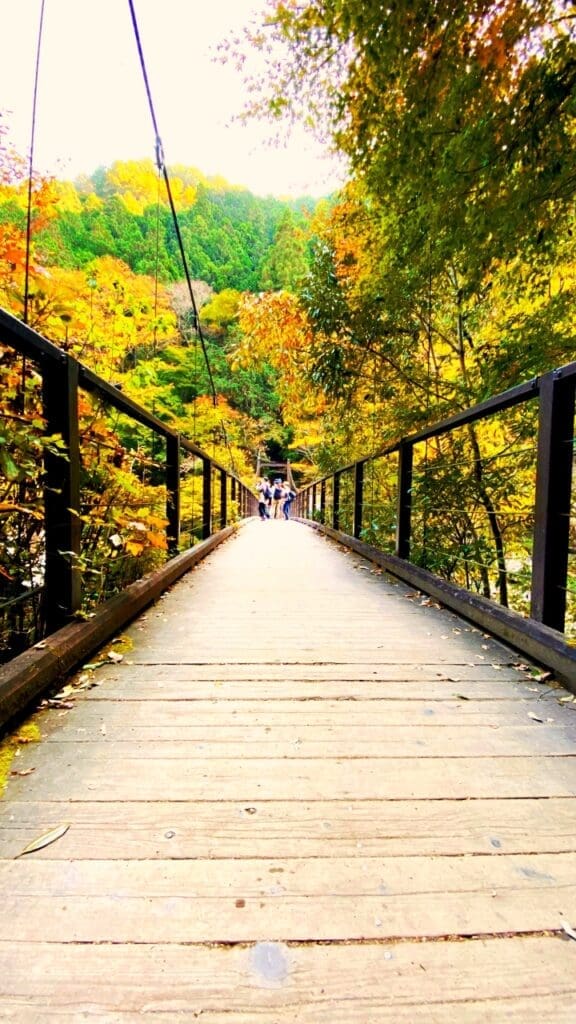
[353, 461, 364, 539]
[333, 472, 341, 531]
[220, 469, 227, 529]
[166, 432, 180, 555]
[311, 484, 317, 520]
[42, 354, 82, 630]
[231, 477, 236, 508]
[202, 458, 212, 539]
[396, 441, 413, 559]
[320, 480, 326, 524]
[530, 371, 575, 631]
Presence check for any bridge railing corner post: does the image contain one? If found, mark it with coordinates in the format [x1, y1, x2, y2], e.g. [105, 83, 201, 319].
[220, 469, 227, 530]
[42, 353, 82, 631]
[530, 371, 575, 631]
[396, 441, 413, 560]
[166, 432, 180, 555]
[202, 457, 212, 539]
[353, 461, 364, 540]
[333, 472, 341, 531]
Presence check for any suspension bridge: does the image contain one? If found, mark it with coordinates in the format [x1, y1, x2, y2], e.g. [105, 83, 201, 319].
[1, 308, 576, 1019]
[1, 0, 576, 1015]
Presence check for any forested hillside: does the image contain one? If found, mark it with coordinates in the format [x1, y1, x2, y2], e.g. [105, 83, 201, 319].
[34, 160, 316, 292]
[0, 150, 323, 467]
[0, 143, 327, 635]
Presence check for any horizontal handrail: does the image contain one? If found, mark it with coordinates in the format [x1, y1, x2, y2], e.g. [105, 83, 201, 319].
[295, 362, 576, 681]
[1, 307, 256, 653]
[309, 364, 576, 484]
[0, 307, 232, 473]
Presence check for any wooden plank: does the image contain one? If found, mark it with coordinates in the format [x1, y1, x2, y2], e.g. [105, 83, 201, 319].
[34, 725, 576, 757]
[3, 852, 574, 894]
[78, 660, 539, 683]
[38, 698, 570, 731]
[2, 798, 576, 860]
[124, 645, 515, 665]
[84, 676, 553, 700]
[1, 892, 575, 946]
[41, 697, 564, 727]
[4, 755, 576, 801]
[0, 936, 574, 1021]
[0, 860, 569, 937]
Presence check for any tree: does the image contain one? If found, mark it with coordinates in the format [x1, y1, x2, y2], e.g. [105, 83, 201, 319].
[260, 208, 310, 290]
[245, 2, 576, 266]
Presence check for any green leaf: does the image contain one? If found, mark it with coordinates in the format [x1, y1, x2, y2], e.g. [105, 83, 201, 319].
[0, 449, 20, 481]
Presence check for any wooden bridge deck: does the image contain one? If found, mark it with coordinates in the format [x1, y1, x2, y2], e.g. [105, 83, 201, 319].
[1, 519, 576, 1020]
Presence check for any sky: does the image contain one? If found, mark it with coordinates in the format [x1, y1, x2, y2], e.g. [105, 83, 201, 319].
[1, 0, 346, 197]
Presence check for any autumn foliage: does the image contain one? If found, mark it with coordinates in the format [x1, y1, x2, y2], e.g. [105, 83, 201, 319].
[2, 0, 576, 650]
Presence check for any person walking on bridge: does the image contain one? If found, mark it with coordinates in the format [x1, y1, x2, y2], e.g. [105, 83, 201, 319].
[271, 478, 285, 518]
[282, 481, 296, 519]
[256, 477, 271, 520]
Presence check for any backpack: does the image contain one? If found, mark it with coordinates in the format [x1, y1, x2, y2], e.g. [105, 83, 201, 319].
[273, 485, 284, 500]
[264, 485, 272, 500]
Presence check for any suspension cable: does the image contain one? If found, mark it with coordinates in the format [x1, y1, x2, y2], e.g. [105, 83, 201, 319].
[23, 0, 45, 327]
[20, 0, 46, 415]
[126, 0, 218, 406]
[152, 163, 161, 355]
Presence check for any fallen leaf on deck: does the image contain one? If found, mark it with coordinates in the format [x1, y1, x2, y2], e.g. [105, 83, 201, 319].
[56, 685, 75, 699]
[107, 651, 124, 663]
[16, 824, 70, 858]
[527, 712, 544, 723]
[77, 679, 99, 691]
[10, 767, 36, 777]
[561, 920, 576, 941]
[455, 694, 470, 701]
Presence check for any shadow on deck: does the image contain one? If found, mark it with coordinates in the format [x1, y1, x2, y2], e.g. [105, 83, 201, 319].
[1, 519, 576, 1020]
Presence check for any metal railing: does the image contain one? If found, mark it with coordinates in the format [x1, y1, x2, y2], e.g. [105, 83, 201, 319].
[294, 362, 576, 684]
[0, 307, 256, 658]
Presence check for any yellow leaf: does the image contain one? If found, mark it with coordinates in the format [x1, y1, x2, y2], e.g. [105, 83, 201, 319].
[125, 540, 144, 556]
[147, 531, 167, 550]
[16, 824, 70, 858]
